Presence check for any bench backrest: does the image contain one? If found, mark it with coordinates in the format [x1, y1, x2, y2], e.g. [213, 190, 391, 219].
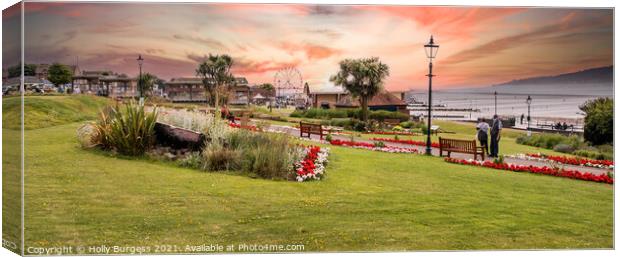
[300, 122, 322, 134]
[439, 137, 477, 152]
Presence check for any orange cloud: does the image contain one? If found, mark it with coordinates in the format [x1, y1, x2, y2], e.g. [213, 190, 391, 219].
[232, 58, 303, 74]
[359, 6, 524, 40]
[279, 42, 341, 60]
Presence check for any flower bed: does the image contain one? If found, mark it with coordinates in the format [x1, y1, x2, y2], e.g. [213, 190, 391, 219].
[329, 139, 419, 154]
[523, 153, 614, 169]
[295, 146, 330, 182]
[228, 122, 258, 131]
[371, 137, 440, 148]
[444, 157, 613, 184]
[365, 131, 419, 136]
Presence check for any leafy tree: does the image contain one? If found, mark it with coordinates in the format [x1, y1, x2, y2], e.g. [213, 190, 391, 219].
[579, 97, 613, 145]
[259, 83, 275, 92]
[8, 63, 36, 78]
[196, 54, 235, 110]
[47, 63, 73, 89]
[138, 73, 158, 97]
[330, 57, 389, 122]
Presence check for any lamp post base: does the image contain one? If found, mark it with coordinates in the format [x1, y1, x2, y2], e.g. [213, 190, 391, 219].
[425, 147, 432, 155]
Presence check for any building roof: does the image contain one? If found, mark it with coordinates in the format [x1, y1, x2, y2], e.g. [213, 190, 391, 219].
[368, 91, 407, 106]
[336, 91, 407, 107]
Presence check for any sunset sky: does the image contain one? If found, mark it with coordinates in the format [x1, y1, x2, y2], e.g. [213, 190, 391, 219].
[3, 2, 613, 91]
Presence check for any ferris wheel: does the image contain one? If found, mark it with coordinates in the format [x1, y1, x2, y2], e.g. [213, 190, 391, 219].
[273, 67, 303, 97]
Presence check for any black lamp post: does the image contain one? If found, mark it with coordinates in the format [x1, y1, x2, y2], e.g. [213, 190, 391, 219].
[137, 54, 144, 98]
[424, 35, 439, 155]
[494, 91, 497, 115]
[526, 95, 532, 130]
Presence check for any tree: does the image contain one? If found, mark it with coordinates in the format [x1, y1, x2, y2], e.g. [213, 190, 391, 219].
[330, 57, 389, 122]
[138, 73, 158, 97]
[47, 63, 73, 90]
[8, 63, 36, 78]
[196, 54, 235, 110]
[579, 97, 613, 145]
[259, 83, 275, 92]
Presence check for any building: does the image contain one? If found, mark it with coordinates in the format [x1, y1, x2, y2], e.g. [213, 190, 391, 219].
[72, 70, 137, 98]
[307, 87, 408, 114]
[308, 87, 349, 109]
[248, 85, 276, 105]
[164, 77, 251, 104]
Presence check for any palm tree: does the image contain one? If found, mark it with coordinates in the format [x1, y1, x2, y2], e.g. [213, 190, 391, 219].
[138, 73, 157, 97]
[196, 54, 235, 110]
[330, 57, 389, 122]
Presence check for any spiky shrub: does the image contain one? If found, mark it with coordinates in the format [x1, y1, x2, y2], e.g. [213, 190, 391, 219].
[93, 101, 158, 156]
[240, 133, 298, 180]
[203, 129, 299, 179]
[203, 142, 241, 171]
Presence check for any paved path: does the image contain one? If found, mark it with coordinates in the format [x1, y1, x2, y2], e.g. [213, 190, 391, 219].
[262, 122, 611, 176]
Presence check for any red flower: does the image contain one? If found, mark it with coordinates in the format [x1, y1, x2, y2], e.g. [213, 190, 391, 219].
[444, 157, 613, 184]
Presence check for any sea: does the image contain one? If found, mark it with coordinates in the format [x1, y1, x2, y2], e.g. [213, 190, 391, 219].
[408, 83, 613, 121]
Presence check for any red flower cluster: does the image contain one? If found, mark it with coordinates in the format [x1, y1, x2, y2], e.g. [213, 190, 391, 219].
[365, 131, 419, 136]
[228, 122, 258, 131]
[296, 146, 320, 177]
[329, 139, 375, 148]
[445, 157, 613, 184]
[371, 137, 440, 148]
[526, 153, 613, 167]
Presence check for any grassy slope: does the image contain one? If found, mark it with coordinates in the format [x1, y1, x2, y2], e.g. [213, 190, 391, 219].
[9, 97, 611, 251]
[23, 122, 612, 251]
[2, 95, 111, 130]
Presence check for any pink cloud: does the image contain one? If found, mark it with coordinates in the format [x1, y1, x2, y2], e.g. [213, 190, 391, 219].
[279, 42, 341, 61]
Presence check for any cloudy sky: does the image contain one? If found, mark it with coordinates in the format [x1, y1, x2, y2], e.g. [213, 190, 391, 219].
[3, 2, 613, 91]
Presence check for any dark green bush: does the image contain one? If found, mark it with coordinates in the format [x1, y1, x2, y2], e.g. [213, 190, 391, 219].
[516, 133, 583, 150]
[553, 143, 575, 153]
[580, 98, 613, 145]
[368, 110, 409, 122]
[400, 121, 415, 128]
[290, 108, 408, 122]
[330, 118, 351, 127]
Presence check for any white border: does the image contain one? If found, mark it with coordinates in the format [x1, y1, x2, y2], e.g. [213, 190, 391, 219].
[0, 1, 617, 257]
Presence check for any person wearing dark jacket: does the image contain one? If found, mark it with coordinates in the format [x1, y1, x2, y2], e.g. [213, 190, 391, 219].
[489, 115, 502, 158]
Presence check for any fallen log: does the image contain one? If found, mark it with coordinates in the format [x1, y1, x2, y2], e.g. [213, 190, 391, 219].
[154, 122, 207, 151]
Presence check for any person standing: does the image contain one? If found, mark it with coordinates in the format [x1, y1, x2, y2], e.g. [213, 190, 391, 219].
[476, 118, 489, 156]
[490, 114, 502, 158]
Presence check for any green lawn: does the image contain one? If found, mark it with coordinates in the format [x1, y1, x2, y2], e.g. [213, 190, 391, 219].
[2, 95, 110, 130]
[7, 96, 614, 252]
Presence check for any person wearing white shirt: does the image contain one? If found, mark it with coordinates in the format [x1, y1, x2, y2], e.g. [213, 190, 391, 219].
[475, 118, 489, 155]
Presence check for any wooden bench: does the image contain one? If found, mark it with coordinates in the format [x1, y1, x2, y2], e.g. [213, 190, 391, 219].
[439, 137, 485, 161]
[299, 121, 325, 140]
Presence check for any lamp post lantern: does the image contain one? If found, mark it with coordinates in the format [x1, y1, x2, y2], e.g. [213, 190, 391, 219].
[526, 95, 532, 131]
[494, 91, 497, 115]
[424, 35, 439, 155]
[137, 54, 144, 99]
